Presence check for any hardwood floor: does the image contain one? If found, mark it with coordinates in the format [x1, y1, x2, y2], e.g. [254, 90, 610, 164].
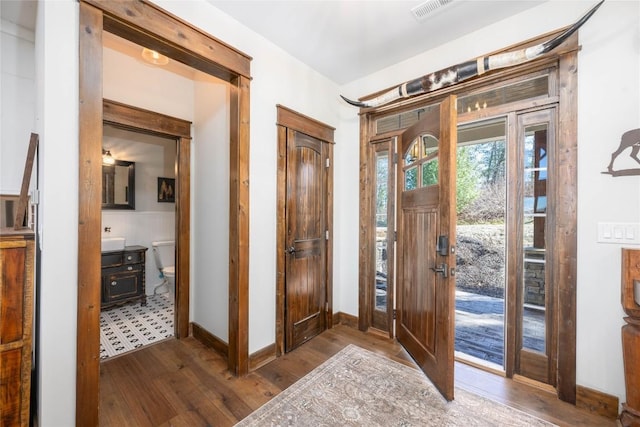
[99, 324, 616, 426]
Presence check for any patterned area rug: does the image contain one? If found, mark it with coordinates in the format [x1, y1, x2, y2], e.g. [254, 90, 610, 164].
[100, 293, 174, 360]
[236, 344, 556, 426]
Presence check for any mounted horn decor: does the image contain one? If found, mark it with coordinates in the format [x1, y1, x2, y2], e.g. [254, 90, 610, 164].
[341, 1, 604, 109]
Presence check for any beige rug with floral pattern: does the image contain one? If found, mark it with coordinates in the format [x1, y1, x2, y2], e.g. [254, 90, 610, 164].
[235, 344, 557, 426]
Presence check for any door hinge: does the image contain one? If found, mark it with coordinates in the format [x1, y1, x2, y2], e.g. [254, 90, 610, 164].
[394, 231, 397, 242]
[325, 230, 329, 240]
[393, 309, 397, 319]
[393, 153, 398, 164]
[326, 301, 329, 312]
[326, 158, 330, 168]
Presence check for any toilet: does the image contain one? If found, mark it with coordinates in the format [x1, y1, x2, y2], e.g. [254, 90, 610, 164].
[151, 240, 175, 296]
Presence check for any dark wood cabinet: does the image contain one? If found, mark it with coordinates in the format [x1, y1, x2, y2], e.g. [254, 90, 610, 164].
[101, 245, 147, 309]
[1, 228, 34, 426]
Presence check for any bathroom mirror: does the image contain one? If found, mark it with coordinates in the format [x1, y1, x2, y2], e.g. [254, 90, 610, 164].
[102, 160, 135, 210]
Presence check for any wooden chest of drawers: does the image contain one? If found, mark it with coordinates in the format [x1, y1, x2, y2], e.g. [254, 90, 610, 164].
[0, 228, 34, 426]
[101, 245, 147, 309]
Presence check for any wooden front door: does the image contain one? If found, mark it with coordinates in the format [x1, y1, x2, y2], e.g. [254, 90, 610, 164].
[396, 96, 457, 400]
[284, 129, 328, 352]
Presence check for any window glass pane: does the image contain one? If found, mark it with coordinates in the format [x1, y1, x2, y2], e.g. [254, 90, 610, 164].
[421, 135, 438, 158]
[420, 134, 439, 186]
[422, 161, 438, 186]
[405, 167, 417, 190]
[405, 140, 419, 166]
[376, 103, 439, 134]
[524, 170, 547, 215]
[524, 125, 548, 170]
[375, 152, 389, 227]
[458, 75, 549, 114]
[375, 151, 389, 312]
[522, 123, 548, 354]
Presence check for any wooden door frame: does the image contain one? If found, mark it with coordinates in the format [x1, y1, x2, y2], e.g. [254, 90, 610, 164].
[358, 30, 578, 402]
[78, 1, 251, 424]
[275, 105, 334, 356]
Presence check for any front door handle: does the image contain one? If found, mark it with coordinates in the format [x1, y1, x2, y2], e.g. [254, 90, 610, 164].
[286, 246, 297, 255]
[430, 263, 448, 278]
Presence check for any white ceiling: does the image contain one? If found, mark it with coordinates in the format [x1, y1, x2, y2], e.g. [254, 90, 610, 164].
[1, 0, 548, 85]
[208, 0, 547, 84]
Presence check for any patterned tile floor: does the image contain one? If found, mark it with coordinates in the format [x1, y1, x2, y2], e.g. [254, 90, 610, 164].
[100, 292, 174, 360]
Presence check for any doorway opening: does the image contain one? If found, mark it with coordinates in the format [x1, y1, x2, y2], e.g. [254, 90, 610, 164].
[100, 124, 178, 360]
[454, 119, 507, 370]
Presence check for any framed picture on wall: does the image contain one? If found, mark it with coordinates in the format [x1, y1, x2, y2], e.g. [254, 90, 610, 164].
[157, 177, 175, 203]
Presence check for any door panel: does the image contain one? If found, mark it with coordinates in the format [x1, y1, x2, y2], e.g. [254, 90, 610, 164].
[285, 130, 327, 352]
[396, 95, 457, 400]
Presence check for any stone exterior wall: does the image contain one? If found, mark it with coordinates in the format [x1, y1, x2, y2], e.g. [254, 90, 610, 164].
[524, 248, 545, 307]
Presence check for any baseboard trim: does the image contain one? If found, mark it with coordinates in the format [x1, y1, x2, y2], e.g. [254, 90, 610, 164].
[191, 322, 228, 359]
[335, 312, 358, 328]
[576, 385, 619, 420]
[249, 343, 277, 371]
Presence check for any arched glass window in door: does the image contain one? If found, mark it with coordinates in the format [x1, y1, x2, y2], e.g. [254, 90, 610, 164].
[404, 134, 439, 190]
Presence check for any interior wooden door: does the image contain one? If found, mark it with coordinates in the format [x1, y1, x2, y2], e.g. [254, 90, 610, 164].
[396, 96, 457, 400]
[284, 129, 328, 352]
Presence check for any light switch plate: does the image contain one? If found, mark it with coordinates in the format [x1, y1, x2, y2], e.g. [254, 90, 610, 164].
[597, 222, 640, 244]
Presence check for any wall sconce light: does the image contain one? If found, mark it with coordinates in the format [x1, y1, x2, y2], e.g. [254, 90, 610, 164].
[102, 149, 115, 165]
[141, 48, 169, 66]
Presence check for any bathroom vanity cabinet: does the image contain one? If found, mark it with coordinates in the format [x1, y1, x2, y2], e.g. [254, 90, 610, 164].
[0, 228, 34, 426]
[101, 245, 148, 309]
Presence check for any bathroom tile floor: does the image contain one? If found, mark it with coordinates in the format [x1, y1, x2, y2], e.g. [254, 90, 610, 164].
[100, 292, 174, 360]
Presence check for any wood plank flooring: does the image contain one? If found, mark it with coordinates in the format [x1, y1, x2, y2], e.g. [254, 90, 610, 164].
[99, 324, 616, 426]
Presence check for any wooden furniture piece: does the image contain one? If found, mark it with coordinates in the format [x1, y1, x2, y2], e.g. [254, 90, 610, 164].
[621, 248, 640, 426]
[101, 245, 147, 309]
[1, 228, 34, 426]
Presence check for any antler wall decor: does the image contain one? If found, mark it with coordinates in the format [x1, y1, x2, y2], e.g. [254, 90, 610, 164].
[341, 1, 604, 109]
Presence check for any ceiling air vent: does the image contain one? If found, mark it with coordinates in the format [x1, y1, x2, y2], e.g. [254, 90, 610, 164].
[411, 0, 455, 21]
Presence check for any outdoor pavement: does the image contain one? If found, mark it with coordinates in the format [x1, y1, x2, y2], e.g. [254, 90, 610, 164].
[455, 290, 545, 366]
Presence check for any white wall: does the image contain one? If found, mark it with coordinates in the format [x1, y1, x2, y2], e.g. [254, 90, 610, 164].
[575, 0, 639, 406]
[0, 17, 35, 194]
[193, 76, 230, 339]
[340, 0, 640, 407]
[35, 2, 78, 424]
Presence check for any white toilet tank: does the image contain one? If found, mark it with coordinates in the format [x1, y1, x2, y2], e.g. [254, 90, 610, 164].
[151, 240, 175, 274]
